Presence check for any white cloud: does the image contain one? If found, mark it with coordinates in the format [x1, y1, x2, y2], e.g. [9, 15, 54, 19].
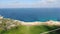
[31, 0, 60, 8]
[0, 0, 60, 8]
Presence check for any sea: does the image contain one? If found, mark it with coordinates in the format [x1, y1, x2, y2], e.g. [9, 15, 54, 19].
[0, 8, 60, 22]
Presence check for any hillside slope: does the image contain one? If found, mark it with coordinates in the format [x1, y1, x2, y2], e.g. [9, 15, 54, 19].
[0, 25, 60, 34]
[0, 16, 60, 34]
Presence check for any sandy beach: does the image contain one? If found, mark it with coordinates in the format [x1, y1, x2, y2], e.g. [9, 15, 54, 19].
[17, 20, 60, 26]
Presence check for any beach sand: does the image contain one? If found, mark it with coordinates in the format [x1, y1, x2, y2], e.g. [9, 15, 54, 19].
[18, 20, 60, 26]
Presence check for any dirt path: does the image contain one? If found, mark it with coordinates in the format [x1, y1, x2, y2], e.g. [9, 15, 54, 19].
[25, 26, 30, 34]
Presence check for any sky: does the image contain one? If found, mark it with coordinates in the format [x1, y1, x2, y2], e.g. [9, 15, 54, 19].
[0, 0, 60, 8]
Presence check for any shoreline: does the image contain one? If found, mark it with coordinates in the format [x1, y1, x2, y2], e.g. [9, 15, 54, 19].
[0, 15, 60, 26]
[16, 20, 60, 26]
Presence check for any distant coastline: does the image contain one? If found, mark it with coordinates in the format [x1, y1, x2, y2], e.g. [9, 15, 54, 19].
[0, 15, 60, 26]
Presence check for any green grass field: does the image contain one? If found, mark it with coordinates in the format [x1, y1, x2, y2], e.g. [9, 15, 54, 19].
[0, 25, 60, 34]
[0, 16, 60, 34]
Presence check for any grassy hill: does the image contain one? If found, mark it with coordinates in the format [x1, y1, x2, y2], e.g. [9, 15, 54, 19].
[0, 17, 60, 34]
[0, 25, 60, 34]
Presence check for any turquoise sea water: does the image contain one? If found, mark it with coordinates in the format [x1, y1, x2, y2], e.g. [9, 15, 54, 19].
[0, 8, 60, 22]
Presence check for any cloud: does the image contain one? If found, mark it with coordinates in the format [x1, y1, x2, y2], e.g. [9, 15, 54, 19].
[0, 0, 60, 8]
[32, 0, 60, 8]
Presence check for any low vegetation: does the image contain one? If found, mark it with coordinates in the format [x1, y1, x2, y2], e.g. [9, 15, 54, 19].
[0, 17, 60, 34]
